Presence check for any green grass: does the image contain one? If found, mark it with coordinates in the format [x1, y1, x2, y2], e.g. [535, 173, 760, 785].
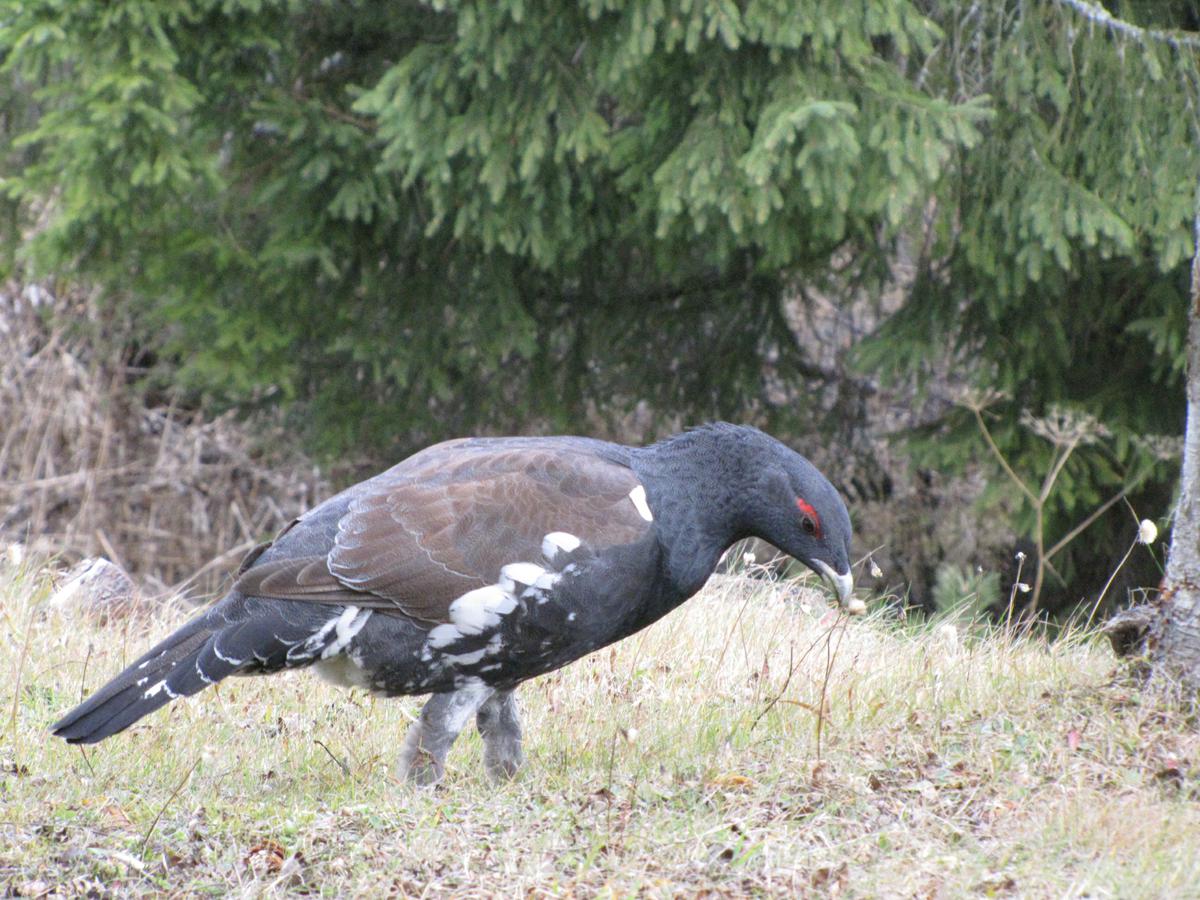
[3, 559, 1199, 897]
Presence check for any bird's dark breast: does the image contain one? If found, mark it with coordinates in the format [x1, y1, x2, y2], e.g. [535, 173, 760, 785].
[340, 534, 675, 697]
[352, 592, 585, 696]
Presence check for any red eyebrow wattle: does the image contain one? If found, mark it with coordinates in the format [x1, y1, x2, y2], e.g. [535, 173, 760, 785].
[796, 497, 821, 534]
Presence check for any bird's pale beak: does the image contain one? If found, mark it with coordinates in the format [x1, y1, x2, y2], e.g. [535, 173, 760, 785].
[812, 559, 854, 606]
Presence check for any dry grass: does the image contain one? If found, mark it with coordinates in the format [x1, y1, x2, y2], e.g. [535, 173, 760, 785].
[3, 559, 1199, 898]
[0, 282, 328, 595]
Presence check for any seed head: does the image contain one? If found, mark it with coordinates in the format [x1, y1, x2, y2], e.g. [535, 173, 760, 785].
[1137, 519, 1158, 546]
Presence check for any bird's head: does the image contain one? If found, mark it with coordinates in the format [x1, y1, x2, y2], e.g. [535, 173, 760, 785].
[741, 443, 854, 607]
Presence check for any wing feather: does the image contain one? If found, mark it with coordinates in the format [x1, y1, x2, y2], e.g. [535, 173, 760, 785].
[234, 442, 650, 622]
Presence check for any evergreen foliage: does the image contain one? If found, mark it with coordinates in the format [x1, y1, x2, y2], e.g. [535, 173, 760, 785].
[1, 0, 989, 453]
[863, 0, 1200, 596]
[1, 1, 1198, 606]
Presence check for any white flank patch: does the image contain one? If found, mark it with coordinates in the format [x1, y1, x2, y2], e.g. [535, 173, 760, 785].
[427, 623, 462, 648]
[629, 485, 653, 521]
[498, 562, 546, 593]
[542, 531, 581, 559]
[449, 585, 517, 635]
[321, 606, 372, 659]
[534, 571, 560, 591]
[444, 647, 488, 666]
[302, 614, 341, 650]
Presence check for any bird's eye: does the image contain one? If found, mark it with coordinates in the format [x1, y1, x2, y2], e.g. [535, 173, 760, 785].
[795, 497, 822, 537]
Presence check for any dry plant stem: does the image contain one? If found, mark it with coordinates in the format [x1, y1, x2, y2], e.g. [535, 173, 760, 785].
[815, 616, 849, 765]
[1084, 537, 1139, 631]
[8, 598, 36, 760]
[315, 739, 352, 778]
[748, 642, 796, 733]
[140, 755, 202, 858]
[972, 407, 1047, 614]
[1046, 485, 1132, 560]
[972, 407, 1087, 616]
[741, 613, 843, 741]
[1005, 554, 1027, 630]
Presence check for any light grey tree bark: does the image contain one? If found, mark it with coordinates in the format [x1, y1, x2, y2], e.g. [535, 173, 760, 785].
[1153, 204, 1200, 689]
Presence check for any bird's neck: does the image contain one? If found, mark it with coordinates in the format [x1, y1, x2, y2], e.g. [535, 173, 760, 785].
[632, 432, 756, 597]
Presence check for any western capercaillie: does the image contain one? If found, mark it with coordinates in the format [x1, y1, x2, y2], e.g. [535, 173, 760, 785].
[53, 423, 854, 783]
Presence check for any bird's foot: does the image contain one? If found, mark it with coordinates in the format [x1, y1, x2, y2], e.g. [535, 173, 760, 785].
[396, 726, 446, 786]
[477, 689, 523, 782]
[483, 739, 523, 781]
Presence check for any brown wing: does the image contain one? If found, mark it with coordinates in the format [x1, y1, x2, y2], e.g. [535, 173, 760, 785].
[233, 441, 651, 622]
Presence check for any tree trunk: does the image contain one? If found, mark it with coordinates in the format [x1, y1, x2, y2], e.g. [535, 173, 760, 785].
[1154, 204, 1200, 688]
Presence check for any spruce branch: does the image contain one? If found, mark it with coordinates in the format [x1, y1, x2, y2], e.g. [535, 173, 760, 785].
[1053, 0, 1200, 52]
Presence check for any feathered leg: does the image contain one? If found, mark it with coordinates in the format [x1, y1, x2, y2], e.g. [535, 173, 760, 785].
[397, 682, 494, 785]
[476, 689, 523, 781]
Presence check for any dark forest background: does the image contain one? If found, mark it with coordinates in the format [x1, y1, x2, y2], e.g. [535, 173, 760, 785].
[1, 0, 1198, 618]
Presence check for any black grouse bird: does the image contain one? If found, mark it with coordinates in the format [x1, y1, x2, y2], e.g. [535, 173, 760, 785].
[53, 424, 853, 783]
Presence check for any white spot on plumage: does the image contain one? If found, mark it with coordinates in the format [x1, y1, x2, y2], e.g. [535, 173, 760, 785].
[213, 645, 243, 666]
[629, 484, 653, 521]
[195, 660, 215, 685]
[444, 647, 488, 665]
[320, 606, 371, 658]
[542, 532, 581, 560]
[449, 585, 517, 635]
[534, 572, 560, 591]
[136, 676, 148, 687]
[427, 623, 461, 648]
[499, 562, 545, 593]
[142, 679, 178, 700]
[303, 614, 340, 648]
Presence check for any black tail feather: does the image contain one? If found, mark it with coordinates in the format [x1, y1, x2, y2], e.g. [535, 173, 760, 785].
[52, 596, 350, 744]
[52, 618, 216, 744]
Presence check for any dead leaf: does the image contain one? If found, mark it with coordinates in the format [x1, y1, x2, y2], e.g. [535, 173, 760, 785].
[246, 839, 287, 874]
[101, 803, 134, 828]
[708, 773, 755, 790]
[905, 779, 938, 801]
[811, 862, 849, 892]
[1155, 759, 1184, 785]
[1066, 729, 1082, 752]
[975, 872, 1017, 894]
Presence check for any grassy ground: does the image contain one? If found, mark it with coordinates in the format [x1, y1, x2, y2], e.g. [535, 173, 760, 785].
[2, 558, 1199, 898]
